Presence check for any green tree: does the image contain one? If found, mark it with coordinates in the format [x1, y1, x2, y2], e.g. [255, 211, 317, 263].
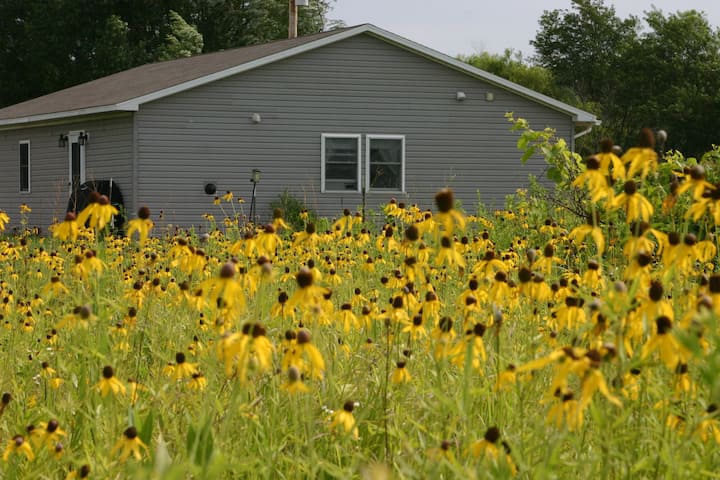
[531, 0, 638, 104]
[615, 9, 720, 155]
[0, 0, 332, 108]
[459, 49, 578, 106]
[156, 10, 204, 61]
[532, 0, 720, 156]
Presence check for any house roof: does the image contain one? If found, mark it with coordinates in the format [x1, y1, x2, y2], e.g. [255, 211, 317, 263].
[0, 24, 598, 128]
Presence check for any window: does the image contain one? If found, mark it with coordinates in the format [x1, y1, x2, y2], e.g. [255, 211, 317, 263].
[19, 140, 30, 193]
[321, 134, 361, 192]
[366, 135, 404, 192]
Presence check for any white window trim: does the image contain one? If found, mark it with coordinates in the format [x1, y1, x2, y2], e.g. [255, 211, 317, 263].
[68, 130, 86, 193]
[19, 140, 30, 193]
[321, 133, 362, 193]
[365, 134, 405, 193]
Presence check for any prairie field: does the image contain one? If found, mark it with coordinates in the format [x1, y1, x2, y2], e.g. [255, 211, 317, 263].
[1, 133, 720, 479]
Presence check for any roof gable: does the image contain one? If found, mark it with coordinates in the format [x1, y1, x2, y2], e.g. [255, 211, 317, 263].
[0, 24, 598, 127]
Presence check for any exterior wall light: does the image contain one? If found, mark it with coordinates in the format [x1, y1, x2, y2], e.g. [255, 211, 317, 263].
[58, 134, 68, 148]
[485, 92, 495, 102]
[250, 169, 262, 184]
[251, 113, 262, 124]
[78, 132, 89, 146]
[456, 91, 466, 101]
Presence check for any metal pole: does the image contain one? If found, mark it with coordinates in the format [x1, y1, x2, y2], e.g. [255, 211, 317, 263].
[250, 181, 258, 224]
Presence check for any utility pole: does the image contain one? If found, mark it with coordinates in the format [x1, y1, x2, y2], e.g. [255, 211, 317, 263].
[288, 0, 298, 39]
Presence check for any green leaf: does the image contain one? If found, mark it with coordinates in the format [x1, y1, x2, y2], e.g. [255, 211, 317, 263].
[140, 410, 154, 446]
[520, 146, 536, 164]
[547, 167, 562, 183]
[186, 418, 214, 469]
[153, 432, 172, 477]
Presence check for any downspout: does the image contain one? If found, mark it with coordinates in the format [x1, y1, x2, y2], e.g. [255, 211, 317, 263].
[574, 126, 593, 140]
[572, 124, 594, 154]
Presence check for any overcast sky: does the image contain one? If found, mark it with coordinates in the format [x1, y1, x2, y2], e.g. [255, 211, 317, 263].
[328, 0, 720, 58]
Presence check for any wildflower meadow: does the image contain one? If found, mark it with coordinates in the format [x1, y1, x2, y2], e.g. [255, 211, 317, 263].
[2, 120, 720, 479]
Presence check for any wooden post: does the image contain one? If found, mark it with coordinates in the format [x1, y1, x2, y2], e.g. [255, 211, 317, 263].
[288, 0, 298, 39]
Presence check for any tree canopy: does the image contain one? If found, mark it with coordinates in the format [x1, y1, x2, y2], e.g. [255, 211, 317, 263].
[530, 0, 720, 156]
[0, 0, 332, 108]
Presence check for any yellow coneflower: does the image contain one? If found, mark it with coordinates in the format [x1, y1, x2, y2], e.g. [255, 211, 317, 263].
[272, 208, 291, 232]
[676, 165, 713, 201]
[0, 211, 9, 231]
[578, 350, 622, 413]
[694, 404, 720, 444]
[41, 275, 70, 298]
[78, 193, 118, 231]
[427, 440, 455, 462]
[280, 365, 310, 394]
[432, 316, 456, 360]
[34, 420, 66, 448]
[293, 329, 325, 380]
[40, 362, 64, 389]
[546, 390, 582, 431]
[468, 426, 517, 474]
[612, 180, 654, 223]
[50, 212, 79, 241]
[197, 262, 246, 319]
[434, 188, 466, 234]
[622, 128, 658, 179]
[391, 361, 412, 384]
[286, 268, 329, 312]
[65, 464, 91, 479]
[187, 372, 207, 391]
[111, 426, 148, 462]
[96, 366, 126, 398]
[3, 435, 34, 461]
[126, 207, 153, 244]
[473, 250, 506, 280]
[494, 364, 517, 391]
[641, 316, 689, 370]
[572, 155, 614, 203]
[163, 352, 198, 381]
[596, 138, 625, 180]
[329, 400, 359, 439]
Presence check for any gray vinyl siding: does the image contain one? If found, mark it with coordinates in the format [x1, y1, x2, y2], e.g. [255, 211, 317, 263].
[0, 114, 133, 230]
[136, 33, 574, 228]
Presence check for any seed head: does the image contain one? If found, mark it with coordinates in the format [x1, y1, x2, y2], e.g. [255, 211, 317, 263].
[138, 206, 151, 220]
[585, 155, 601, 170]
[656, 316, 672, 335]
[624, 180, 637, 195]
[484, 426, 500, 443]
[295, 268, 314, 288]
[639, 128, 655, 149]
[599, 138, 614, 153]
[434, 189, 454, 213]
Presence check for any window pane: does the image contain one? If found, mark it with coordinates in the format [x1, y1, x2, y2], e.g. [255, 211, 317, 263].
[19, 143, 29, 192]
[369, 138, 402, 190]
[370, 139, 402, 164]
[369, 163, 401, 189]
[325, 137, 358, 164]
[324, 137, 358, 191]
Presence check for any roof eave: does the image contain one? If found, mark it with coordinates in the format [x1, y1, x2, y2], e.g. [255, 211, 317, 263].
[0, 104, 137, 130]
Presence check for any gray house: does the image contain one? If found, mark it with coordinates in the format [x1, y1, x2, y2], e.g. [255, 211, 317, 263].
[0, 24, 597, 232]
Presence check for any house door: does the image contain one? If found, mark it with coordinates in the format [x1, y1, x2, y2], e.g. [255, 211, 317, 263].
[68, 131, 86, 194]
